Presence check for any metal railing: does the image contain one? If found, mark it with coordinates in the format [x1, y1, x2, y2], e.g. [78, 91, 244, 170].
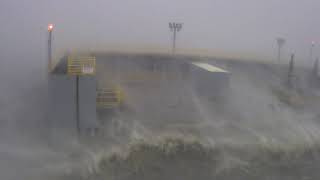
[67, 56, 96, 75]
[96, 87, 124, 109]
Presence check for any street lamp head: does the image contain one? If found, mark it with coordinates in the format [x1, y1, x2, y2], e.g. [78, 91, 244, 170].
[169, 22, 174, 31]
[276, 37, 286, 47]
[169, 22, 183, 31]
[311, 41, 316, 46]
[48, 24, 54, 31]
[176, 23, 183, 31]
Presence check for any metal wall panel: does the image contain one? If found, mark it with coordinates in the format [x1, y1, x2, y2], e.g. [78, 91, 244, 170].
[78, 76, 98, 134]
[48, 75, 77, 139]
[49, 75, 98, 138]
[190, 63, 230, 98]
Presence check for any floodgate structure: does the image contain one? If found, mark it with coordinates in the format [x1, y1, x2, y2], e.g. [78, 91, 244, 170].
[48, 53, 230, 139]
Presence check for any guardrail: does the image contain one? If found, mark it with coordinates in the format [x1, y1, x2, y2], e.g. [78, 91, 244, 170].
[96, 87, 124, 109]
[67, 56, 96, 75]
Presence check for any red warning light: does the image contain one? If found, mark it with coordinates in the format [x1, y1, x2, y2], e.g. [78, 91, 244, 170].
[48, 24, 53, 31]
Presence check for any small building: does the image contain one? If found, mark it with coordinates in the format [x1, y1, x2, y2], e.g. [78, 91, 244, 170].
[190, 62, 230, 98]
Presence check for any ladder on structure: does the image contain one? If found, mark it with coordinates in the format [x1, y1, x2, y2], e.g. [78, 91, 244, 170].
[96, 87, 124, 109]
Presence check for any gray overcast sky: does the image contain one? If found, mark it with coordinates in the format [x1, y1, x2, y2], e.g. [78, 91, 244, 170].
[0, 0, 320, 66]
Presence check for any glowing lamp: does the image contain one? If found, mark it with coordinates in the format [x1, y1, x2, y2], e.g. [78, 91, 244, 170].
[48, 24, 53, 31]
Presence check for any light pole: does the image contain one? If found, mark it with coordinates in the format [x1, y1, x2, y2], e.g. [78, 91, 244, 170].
[47, 24, 53, 72]
[310, 41, 316, 62]
[276, 37, 286, 63]
[288, 53, 295, 89]
[169, 22, 183, 54]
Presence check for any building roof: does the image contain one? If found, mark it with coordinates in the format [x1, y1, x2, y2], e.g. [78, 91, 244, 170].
[191, 62, 228, 73]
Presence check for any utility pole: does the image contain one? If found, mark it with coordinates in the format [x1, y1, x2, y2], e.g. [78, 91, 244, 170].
[288, 53, 295, 89]
[276, 38, 286, 63]
[47, 24, 53, 72]
[310, 57, 319, 88]
[76, 75, 80, 135]
[313, 58, 319, 77]
[310, 41, 316, 63]
[46, 24, 54, 144]
[169, 22, 183, 54]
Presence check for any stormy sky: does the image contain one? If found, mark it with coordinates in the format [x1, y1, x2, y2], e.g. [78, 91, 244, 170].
[0, 0, 318, 112]
[0, 0, 320, 71]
